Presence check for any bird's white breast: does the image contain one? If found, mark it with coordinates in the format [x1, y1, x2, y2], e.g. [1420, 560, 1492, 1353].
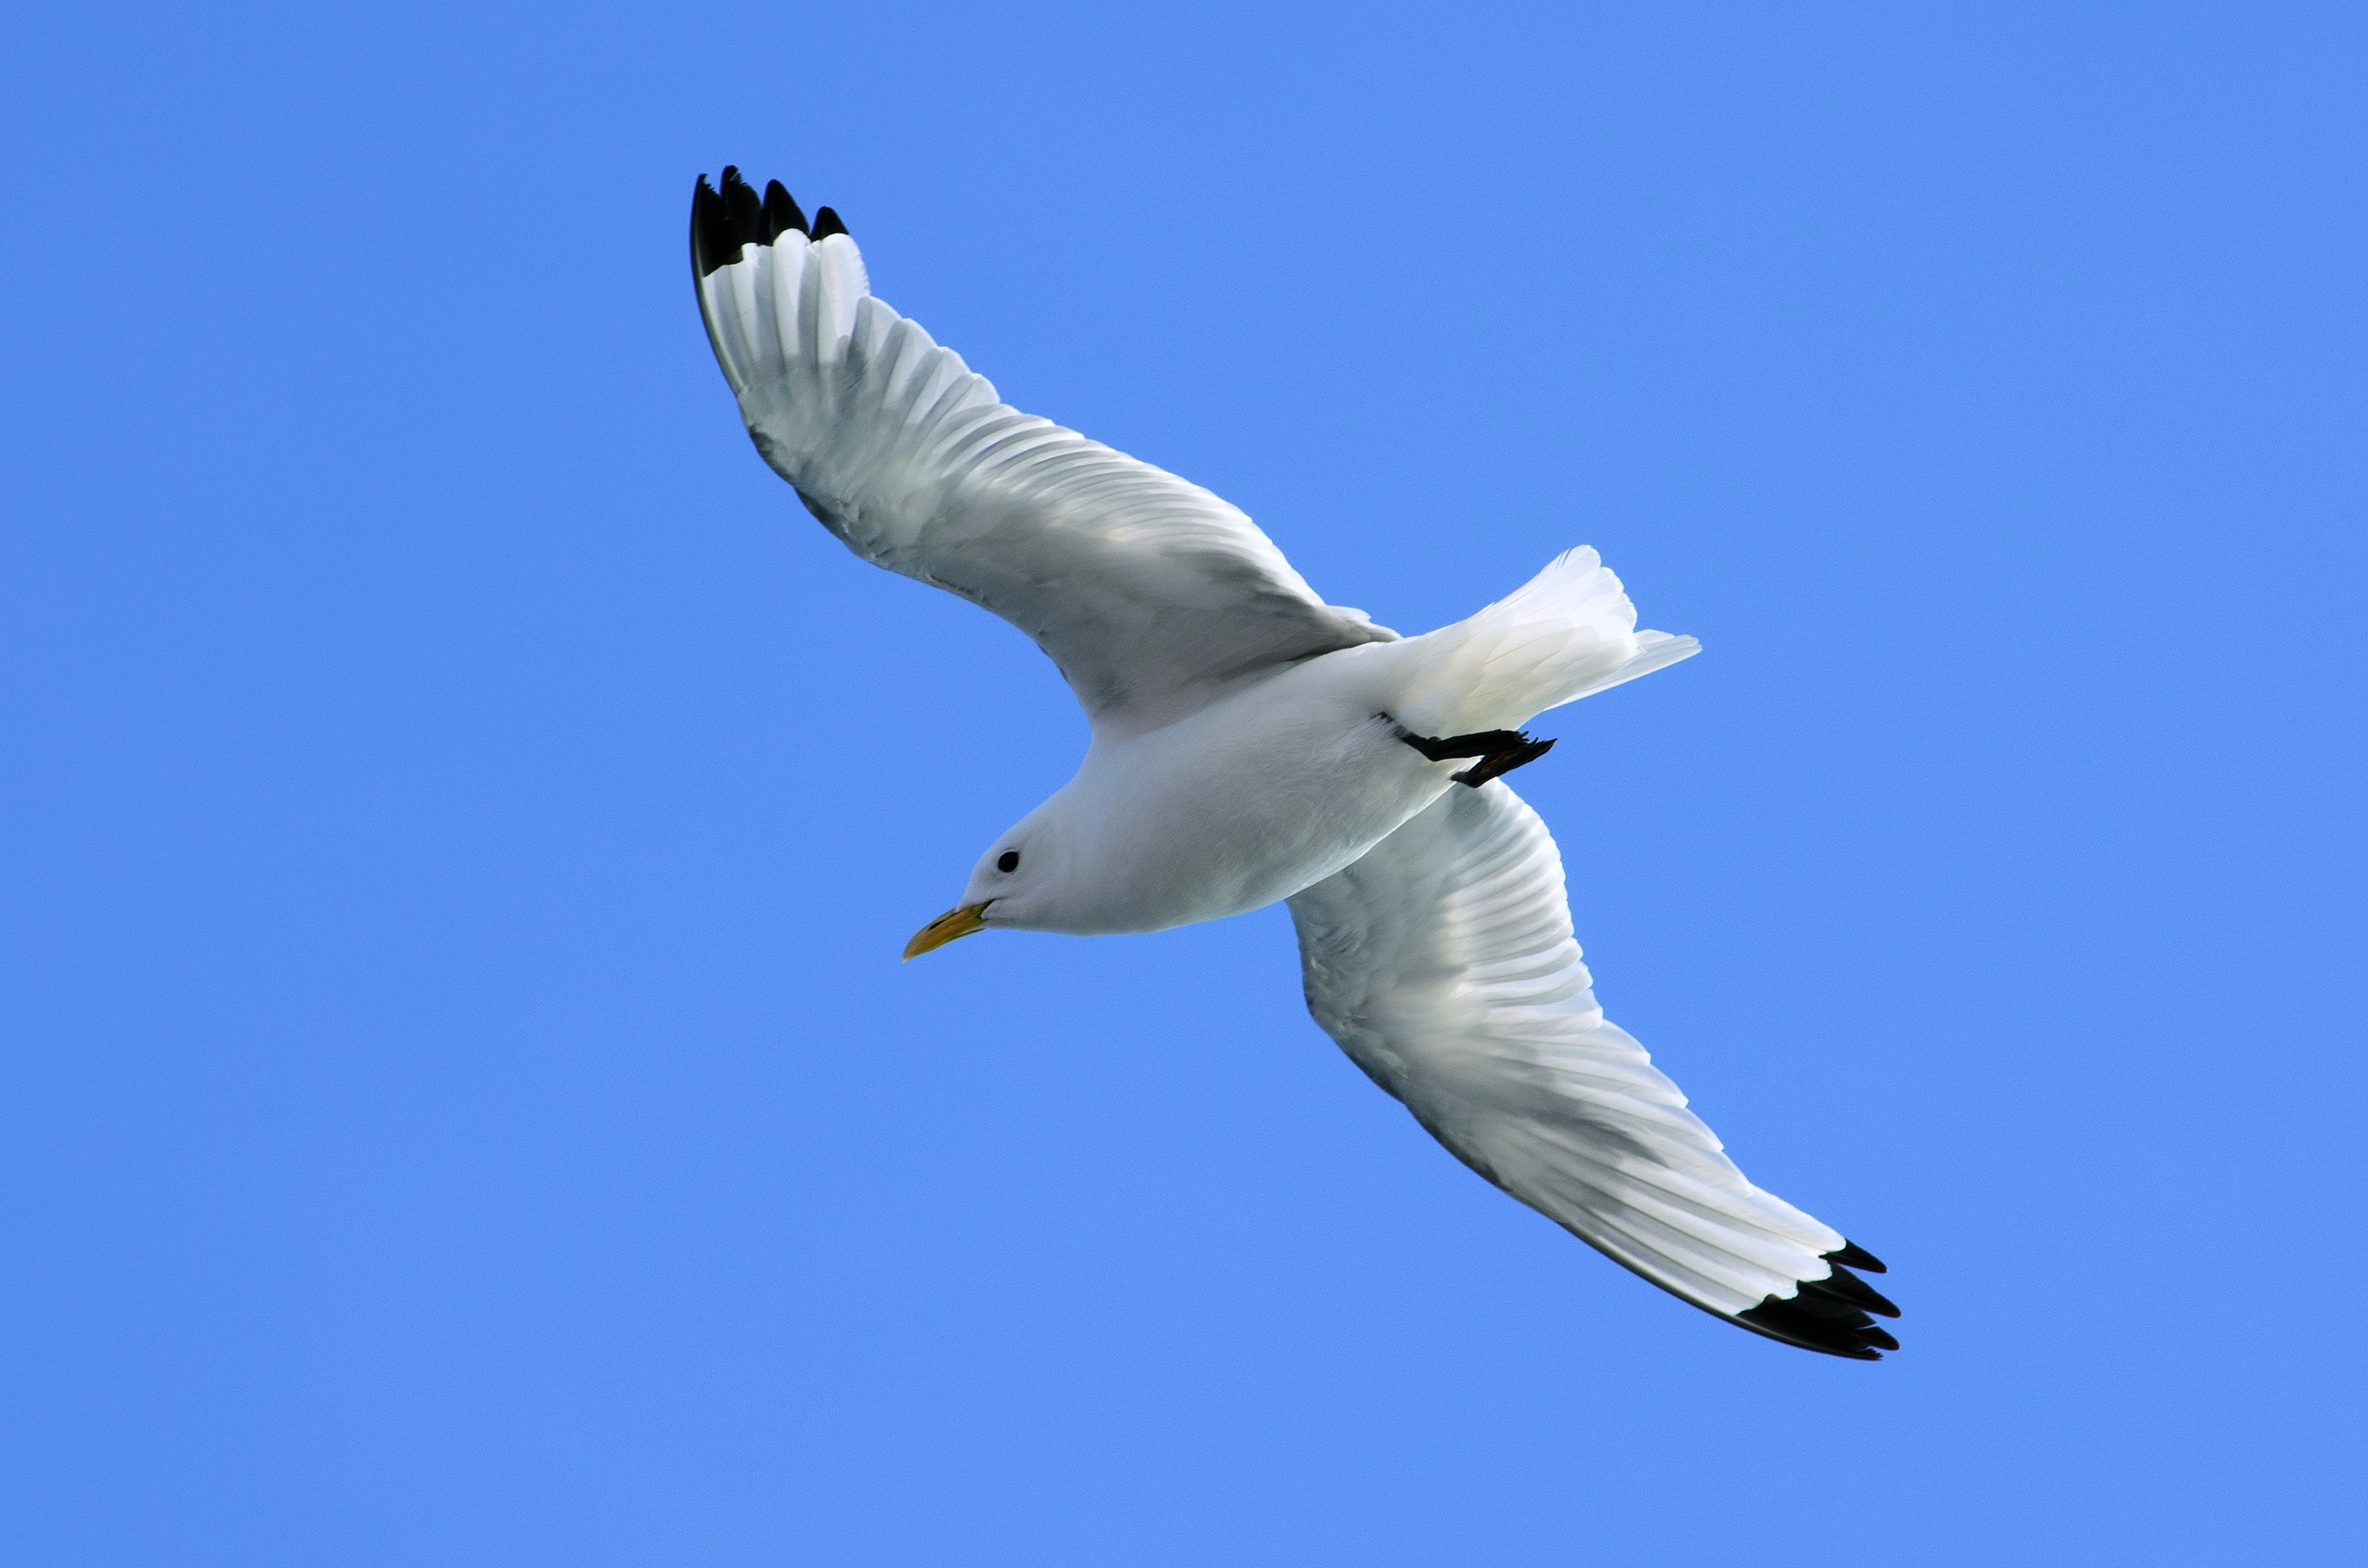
[1019, 649, 1462, 935]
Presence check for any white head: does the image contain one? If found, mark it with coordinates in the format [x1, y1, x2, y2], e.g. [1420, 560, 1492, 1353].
[901, 797, 1078, 958]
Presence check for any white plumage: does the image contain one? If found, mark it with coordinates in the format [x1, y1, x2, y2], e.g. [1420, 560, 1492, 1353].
[696, 196, 1392, 737]
[690, 169, 1898, 1358]
[1291, 783, 1855, 1324]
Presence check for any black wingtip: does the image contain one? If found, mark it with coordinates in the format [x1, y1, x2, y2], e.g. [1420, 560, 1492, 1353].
[691, 171, 725, 279]
[762, 179, 808, 240]
[691, 167, 826, 279]
[1827, 1240, 1887, 1274]
[1800, 1264, 1901, 1319]
[1736, 1293, 1891, 1360]
[721, 166, 763, 253]
[1736, 1256, 1902, 1360]
[811, 204, 849, 241]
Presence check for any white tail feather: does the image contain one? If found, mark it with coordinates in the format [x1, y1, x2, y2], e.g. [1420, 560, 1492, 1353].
[1386, 548, 1699, 735]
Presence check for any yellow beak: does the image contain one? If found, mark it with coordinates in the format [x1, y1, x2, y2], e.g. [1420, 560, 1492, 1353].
[903, 901, 991, 960]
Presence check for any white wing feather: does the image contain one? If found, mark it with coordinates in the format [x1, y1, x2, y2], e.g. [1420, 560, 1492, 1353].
[1287, 782, 1899, 1357]
[691, 176, 1393, 735]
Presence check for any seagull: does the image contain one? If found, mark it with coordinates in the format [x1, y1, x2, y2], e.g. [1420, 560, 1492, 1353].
[689, 167, 1899, 1360]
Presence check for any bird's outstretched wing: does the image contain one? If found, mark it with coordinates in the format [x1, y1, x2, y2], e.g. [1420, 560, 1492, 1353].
[1287, 783, 1899, 1358]
[691, 169, 1395, 735]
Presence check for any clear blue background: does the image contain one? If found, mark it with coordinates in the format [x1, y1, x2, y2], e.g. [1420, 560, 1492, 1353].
[6, 2, 2362, 1562]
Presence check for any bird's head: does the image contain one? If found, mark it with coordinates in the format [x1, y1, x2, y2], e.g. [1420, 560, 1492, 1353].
[902, 800, 1073, 958]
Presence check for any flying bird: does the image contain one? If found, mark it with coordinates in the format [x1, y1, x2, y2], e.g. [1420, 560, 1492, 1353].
[689, 167, 1899, 1360]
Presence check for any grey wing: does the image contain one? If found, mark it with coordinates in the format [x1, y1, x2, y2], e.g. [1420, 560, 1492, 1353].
[1286, 783, 1900, 1359]
[691, 170, 1394, 735]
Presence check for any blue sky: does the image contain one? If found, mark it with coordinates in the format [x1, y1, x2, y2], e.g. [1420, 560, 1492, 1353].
[6, 2, 2363, 1562]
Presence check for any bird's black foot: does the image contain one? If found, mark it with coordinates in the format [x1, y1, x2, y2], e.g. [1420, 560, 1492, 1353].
[1449, 735, 1555, 787]
[1392, 723, 1557, 788]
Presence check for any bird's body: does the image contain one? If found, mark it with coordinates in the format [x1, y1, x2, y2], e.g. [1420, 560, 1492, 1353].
[984, 668, 1446, 935]
[964, 577, 1697, 935]
[690, 167, 1901, 1359]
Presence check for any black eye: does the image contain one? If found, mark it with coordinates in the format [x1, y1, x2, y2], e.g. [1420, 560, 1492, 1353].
[996, 850, 1020, 873]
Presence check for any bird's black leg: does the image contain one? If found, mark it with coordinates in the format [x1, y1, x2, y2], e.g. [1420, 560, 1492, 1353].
[1448, 734, 1556, 787]
[1390, 721, 1558, 788]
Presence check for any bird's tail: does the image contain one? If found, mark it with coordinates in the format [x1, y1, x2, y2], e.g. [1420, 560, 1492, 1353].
[1384, 548, 1699, 736]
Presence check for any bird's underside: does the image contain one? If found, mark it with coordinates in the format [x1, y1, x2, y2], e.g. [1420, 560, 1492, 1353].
[690, 166, 1901, 1360]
